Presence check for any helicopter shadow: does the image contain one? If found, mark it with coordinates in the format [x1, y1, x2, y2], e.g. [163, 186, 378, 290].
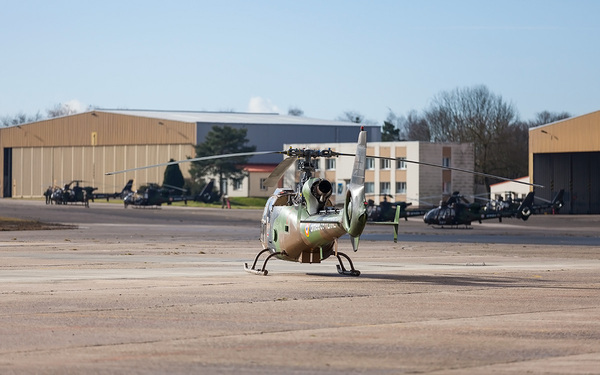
[305, 271, 552, 288]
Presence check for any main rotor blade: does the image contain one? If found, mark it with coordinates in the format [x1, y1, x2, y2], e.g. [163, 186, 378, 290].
[162, 183, 187, 192]
[105, 151, 283, 175]
[264, 157, 297, 187]
[337, 153, 544, 189]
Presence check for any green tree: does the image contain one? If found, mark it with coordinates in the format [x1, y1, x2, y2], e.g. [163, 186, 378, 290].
[189, 126, 256, 194]
[163, 159, 185, 190]
[381, 120, 399, 141]
[381, 110, 402, 141]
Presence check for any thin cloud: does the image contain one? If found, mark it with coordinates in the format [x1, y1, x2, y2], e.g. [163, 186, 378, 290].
[247, 97, 280, 114]
[64, 99, 86, 113]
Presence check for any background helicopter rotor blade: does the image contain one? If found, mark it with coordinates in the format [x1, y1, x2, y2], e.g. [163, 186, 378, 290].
[336, 153, 544, 189]
[105, 151, 284, 175]
[264, 157, 297, 187]
[162, 183, 188, 192]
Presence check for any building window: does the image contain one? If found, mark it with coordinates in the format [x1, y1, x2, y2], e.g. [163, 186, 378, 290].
[326, 158, 336, 170]
[233, 179, 242, 191]
[365, 182, 374, 194]
[443, 181, 451, 194]
[380, 182, 390, 194]
[443, 157, 450, 168]
[396, 157, 406, 170]
[380, 158, 391, 170]
[366, 157, 375, 170]
[396, 181, 406, 194]
[260, 178, 268, 191]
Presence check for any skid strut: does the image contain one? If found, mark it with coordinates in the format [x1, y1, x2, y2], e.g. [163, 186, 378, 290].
[244, 249, 281, 276]
[336, 252, 361, 276]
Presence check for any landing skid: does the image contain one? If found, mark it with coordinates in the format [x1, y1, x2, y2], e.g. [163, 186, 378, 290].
[432, 224, 472, 229]
[244, 249, 360, 276]
[336, 252, 361, 276]
[244, 249, 281, 276]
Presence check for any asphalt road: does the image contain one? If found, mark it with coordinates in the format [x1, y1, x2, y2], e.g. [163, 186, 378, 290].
[1, 199, 600, 374]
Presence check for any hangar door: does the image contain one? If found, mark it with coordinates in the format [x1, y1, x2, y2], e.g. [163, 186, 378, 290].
[533, 152, 600, 214]
[3, 148, 11, 197]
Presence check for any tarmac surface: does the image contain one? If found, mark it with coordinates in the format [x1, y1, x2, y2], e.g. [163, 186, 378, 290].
[1, 199, 600, 374]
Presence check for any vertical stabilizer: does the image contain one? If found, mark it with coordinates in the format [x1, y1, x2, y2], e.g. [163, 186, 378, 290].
[343, 128, 368, 245]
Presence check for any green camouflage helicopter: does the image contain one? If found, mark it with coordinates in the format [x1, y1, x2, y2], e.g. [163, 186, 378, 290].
[107, 127, 540, 276]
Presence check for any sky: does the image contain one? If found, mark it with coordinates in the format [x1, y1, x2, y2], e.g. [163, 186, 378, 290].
[1, 0, 599, 124]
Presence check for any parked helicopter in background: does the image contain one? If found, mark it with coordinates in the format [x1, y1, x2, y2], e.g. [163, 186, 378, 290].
[366, 195, 429, 222]
[89, 180, 134, 202]
[46, 180, 91, 207]
[423, 189, 564, 227]
[529, 189, 564, 214]
[123, 183, 189, 208]
[123, 179, 216, 208]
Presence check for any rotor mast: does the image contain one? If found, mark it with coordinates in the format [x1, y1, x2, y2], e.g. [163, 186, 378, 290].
[282, 148, 337, 190]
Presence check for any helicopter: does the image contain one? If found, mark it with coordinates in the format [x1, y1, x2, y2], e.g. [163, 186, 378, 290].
[526, 190, 564, 215]
[422, 189, 564, 227]
[366, 195, 429, 222]
[122, 179, 216, 208]
[89, 180, 134, 202]
[46, 180, 91, 207]
[106, 127, 541, 276]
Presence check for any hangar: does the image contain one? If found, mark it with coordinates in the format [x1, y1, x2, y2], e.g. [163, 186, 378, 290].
[0, 109, 380, 198]
[529, 111, 600, 214]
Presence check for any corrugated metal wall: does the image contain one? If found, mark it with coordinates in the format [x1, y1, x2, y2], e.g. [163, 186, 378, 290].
[10, 144, 195, 198]
[533, 152, 600, 214]
[0, 111, 196, 197]
[0, 112, 195, 147]
[529, 111, 600, 155]
[530, 111, 600, 214]
[571, 152, 600, 214]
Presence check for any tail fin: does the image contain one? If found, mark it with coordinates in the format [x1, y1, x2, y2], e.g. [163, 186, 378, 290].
[343, 128, 368, 249]
[517, 191, 535, 221]
[121, 180, 134, 195]
[552, 189, 565, 212]
[195, 179, 215, 203]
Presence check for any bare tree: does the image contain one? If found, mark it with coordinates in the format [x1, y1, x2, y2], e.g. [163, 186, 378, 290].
[404, 110, 430, 141]
[424, 85, 520, 187]
[381, 109, 430, 142]
[336, 111, 364, 124]
[528, 110, 571, 127]
[47, 102, 79, 118]
[1, 111, 44, 127]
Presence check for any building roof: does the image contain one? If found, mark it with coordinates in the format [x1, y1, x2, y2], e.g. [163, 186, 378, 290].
[528, 110, 600, 131]
[489, 176, 529, 188]
[97, 109, 366, 127]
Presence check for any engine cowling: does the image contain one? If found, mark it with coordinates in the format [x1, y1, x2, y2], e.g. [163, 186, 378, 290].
[343, 184, 367, 238]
